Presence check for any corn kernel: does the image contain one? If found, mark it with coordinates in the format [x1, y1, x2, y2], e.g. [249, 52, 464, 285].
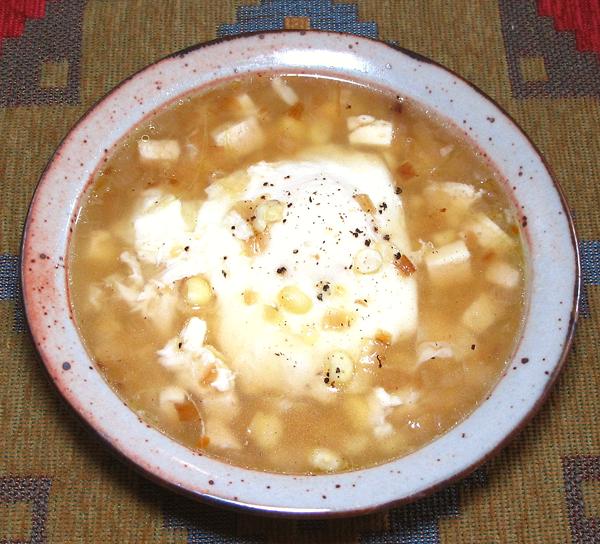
[185, 276, 213, 306]
[248, 411, 283, 449]
[243, 290, 258, 305]
[254, 199, 284, 232]
[325, 351, 354, 385]
[354, 248, 383, 274]
[263, 305, 282, 324]
[277, 286, 312, 314]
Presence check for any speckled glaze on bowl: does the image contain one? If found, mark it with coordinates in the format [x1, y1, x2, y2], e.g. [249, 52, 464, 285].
[21, 31, 579, 517]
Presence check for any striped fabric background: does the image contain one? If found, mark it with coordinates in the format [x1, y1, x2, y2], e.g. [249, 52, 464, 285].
[1, 1, 598, 542]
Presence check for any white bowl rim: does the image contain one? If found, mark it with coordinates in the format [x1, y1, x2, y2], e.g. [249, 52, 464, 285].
[21, 30, 580, 518]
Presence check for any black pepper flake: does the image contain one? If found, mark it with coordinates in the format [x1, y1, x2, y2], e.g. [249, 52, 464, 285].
[395, 187, 403, 195]
[394, 252, 402, 260]
[178, 342, 183, 349]
[276, 267, 287, 275]
[317, 293, 323, 301]
[323, 284, 330, 292]
[284, 175, 291, 179]
[521, 357, 529, 364]
[364, 239, 371, 247]
[287, 203, 293, 208]
[184, 246, 190, 251]
[221, 270, 227, 278]
[383, 234, 390, 241]
[471, 344, 476, 350]
[292, 249, 299, 254]
[262, 182, 269, 186]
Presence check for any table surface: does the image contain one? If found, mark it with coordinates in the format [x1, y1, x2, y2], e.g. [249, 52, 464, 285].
[1, 1, 599, 543]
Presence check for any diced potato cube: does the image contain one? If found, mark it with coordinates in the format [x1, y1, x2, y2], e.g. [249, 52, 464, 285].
[185, 276, 213, 306]
[211, 117, 264, 156]
[463, 213, 514, 252]
[423, 182, 483, 223]
[310, 447, 342, 472]
[431, 181, 483, 202]
[354, 248, 383, 274]
[416, 341, 454, 364]
[347, 115, 376, 131]
[138, 139, 181, 161]
[277, 285, 312, 314]
[325, 351, 354, 385]
[86, 230, 118, 262]
[271, 77, 299, 106]
[485, 260, 521, 289]
[234, 93, 258, 116]
[424, 240, 471, 284]
[348, 118, 393, 147]
[462, 293, 500, 334]
[248, 411, 283, 449]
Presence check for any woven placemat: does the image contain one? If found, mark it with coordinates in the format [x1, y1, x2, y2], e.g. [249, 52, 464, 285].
[1, 1, 598, 542]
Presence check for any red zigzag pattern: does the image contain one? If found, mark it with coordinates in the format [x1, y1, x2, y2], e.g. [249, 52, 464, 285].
[538, 0, 600, 58]
[0, 0, 53, 54]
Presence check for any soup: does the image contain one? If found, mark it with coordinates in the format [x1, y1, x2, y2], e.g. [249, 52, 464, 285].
[69, 74, 526, 474]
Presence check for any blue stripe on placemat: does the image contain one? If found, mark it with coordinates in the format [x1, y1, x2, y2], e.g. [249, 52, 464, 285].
[0, 253, 26, 332]
[218, 0, 378, 38]
[580, 240, 599, 317]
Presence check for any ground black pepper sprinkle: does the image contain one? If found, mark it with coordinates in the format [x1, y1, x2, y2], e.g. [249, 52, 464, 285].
[276, 267, 287, 275]
[383, 234, 390, 241]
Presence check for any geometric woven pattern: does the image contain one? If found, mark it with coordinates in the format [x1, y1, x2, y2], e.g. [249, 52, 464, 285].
[1, 0, 598, 542]
[218, 0, 377, 38]
[498, 0, 600, 98]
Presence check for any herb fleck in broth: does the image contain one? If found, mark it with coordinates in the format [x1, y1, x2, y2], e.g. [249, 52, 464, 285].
[69, 75, 526, 474]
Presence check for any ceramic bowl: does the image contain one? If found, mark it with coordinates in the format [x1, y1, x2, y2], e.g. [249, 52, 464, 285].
[21, 31, 579, 517]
